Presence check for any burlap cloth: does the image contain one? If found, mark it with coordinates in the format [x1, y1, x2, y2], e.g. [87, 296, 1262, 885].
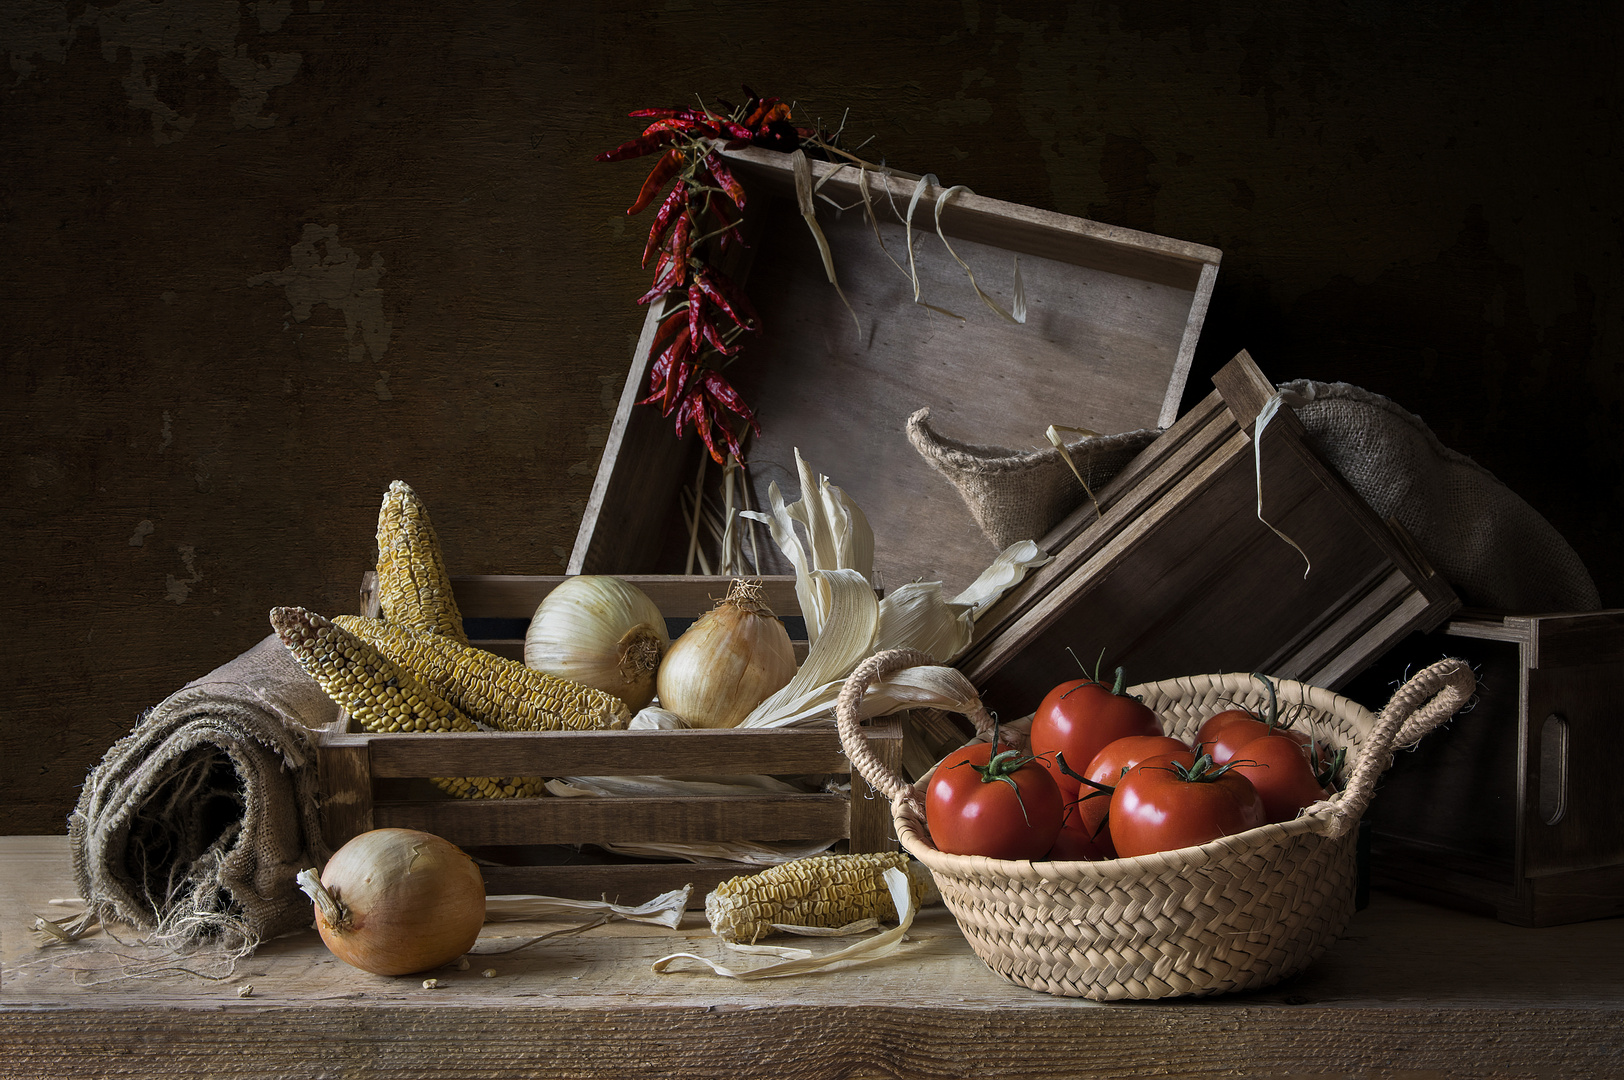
[66, 632, 338, 954]
[909, 381, 1600, 613]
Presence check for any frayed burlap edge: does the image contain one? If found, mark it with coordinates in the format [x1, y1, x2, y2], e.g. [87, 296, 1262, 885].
[64, 632, 339, 965]
[906, 407, 1159, 552]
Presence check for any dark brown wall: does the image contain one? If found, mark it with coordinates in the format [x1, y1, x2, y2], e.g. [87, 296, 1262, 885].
[4, 1, 1619, 833]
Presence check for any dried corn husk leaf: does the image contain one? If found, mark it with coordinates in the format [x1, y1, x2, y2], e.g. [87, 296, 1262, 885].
[1256, 393, 1313, 578]
[874, 581, 970, 662]
[934, 185, 1027, 324]
[738, 568, 878, 728]
[792, 150, 861, 337]
[484, 886, 690, 928]
[949, 539, 1051, 619]
[740, 449, 873, 644]
[652, 866, 916, 979]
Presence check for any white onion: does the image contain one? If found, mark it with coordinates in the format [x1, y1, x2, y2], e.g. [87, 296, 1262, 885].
[297, 828, 485, 976]
[657, 579, 798, 729]
[524, 575, 670, 713]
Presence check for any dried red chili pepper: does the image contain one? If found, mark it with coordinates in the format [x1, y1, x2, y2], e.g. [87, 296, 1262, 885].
[699, 316, 737, 357]
[595, 129, 677, 163]
[686, 279, 707, 363]
[642, 182, 688, 268]
[701, 151, 747, 212]
[627, 148, 684, 216]
[638, 252, 686, 304]
[694, 267, 758, 331]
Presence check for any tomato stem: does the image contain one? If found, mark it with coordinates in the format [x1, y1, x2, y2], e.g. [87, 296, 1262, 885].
[1053, 751, 1115, 796]
[1252, 672, 1281, 731]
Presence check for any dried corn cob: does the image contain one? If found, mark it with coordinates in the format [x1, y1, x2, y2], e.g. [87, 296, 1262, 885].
[270, 607, 542, 799]
[704, 852, 936, 945]
[375, 480, 468, 644]
[273, 606, 479, 734]
[334, 615, 632, 732]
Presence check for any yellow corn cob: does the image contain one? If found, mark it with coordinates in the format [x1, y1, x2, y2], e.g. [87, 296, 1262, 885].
[375, 480, 468, 644]
[704, 852, 934, 945]
[334, 615, 631, 732]
[270, 607, 542, 799]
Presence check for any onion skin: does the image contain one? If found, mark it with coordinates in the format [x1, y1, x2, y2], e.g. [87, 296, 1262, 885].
[656, 579, 797, 729]
[525, 575, 670, 713]
[300, 828, 485, 976]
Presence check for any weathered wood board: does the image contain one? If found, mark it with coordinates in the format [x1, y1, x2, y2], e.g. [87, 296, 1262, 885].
[1346, 609, 1624, 926]
[955, 350, 1461, 721]
[4, 836, 1622, 1079]
[570, 146, 1221, 596]
[324, 572, 903, 902]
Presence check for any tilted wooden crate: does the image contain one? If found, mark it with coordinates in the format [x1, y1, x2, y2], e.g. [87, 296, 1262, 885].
[954, 349, 1463, 721]
[1344, 609, 1624, 926]
[314, 574, 900, 904]
[571, 145, 1222, 598]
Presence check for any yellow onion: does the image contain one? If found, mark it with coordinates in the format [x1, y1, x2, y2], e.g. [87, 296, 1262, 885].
[657, 579, 798, 728]
[524, 575, 670, 712]
[296, 828, 485, 976]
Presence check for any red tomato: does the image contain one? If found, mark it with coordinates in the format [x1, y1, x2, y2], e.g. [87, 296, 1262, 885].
[1045, 815, 1114, 861]
[1108, 753, 1267, 858]
[1193, 708, 1268, 758]
[1194, 675, 1331, 774]
[1061, 735, 1193, 858]
[1228, 734, 1329, 824]
[1029, 671, 1162, 800]
[925, 742, 1064, 861]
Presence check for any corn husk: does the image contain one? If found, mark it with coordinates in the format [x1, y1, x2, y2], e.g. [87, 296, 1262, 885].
[573, 453, 1046, 865]
[652, 866, 917, 979]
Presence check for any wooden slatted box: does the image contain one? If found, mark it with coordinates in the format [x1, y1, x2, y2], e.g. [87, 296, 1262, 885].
[1343, 609, 1624, 926]
[571, 145, 1222, 598]
[314, 574, 901, 904]
[954, 349, 1463, 721]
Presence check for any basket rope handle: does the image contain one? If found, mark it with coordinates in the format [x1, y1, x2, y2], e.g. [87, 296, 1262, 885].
[836, 648, 997, 818]
[1322, 657, 1475, 837]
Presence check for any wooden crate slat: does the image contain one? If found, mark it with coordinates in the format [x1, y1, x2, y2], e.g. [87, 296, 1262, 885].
[569, 147, 1221, 597]
[315, 736, 373, 852]
[329, 728, 858, 777]
[375, 793, 850, 847]
[1345, 608, 1624, 926]
[357, 572, 803, 625]
[956, 351, 1462, 721]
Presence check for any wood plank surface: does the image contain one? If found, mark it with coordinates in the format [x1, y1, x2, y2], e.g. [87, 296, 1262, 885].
[332, 727, 859, 777]
[572, 149, 1220, 595]
[375, 792, 851, 847]
[3, 837, 1622, 1079]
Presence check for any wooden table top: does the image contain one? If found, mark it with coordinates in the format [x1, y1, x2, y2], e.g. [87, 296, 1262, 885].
[3, 835, 1620, 1079]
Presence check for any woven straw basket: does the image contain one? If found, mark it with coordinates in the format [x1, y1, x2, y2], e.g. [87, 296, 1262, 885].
[836, 650, 1475, 1001]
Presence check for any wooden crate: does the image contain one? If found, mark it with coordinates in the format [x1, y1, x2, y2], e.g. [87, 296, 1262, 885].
[1342, 609, 1624, 926]
[316, 574, 901, 904]
[571, 145, 1222, 598]
[954, 349, 1463, 721]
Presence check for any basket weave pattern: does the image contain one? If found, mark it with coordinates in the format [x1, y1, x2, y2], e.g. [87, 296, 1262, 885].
[837, 651, 1474, 1001]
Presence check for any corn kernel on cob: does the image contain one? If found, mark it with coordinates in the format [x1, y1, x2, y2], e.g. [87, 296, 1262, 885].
[334, 615, 631, 732]
[375, 480, 468, 644]
[705, 852, 934, 945]
[269, 606, 542, 799]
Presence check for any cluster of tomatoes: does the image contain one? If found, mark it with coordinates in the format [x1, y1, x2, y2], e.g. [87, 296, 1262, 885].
[924, 668, 1343, 862]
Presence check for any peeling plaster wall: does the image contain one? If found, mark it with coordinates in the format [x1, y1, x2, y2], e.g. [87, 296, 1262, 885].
[2, 1, 1619, 832]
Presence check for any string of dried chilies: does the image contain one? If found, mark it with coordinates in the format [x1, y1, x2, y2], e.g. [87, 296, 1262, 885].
[596, 88, 830, 465]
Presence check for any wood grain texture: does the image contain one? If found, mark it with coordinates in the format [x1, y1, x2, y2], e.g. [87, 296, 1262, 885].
[572, 147, 1219, 594]
[1346, 611, 1624, 925]
[3, 837, 1622, 1078]
[957, 352, 1460, 720]
[6, 1, 1620, 839]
